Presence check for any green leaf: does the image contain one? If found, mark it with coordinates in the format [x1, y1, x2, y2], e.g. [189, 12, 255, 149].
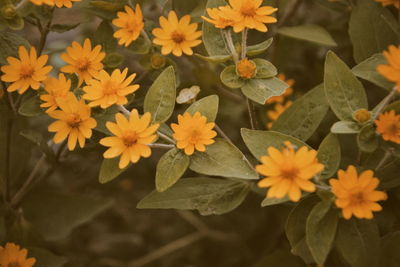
[357, 124, 379, 153]
[99, 157, 127, 184]
[317, 134, 341, 180]
[189, 138, 259, 180]
[285, 196, 319, 263]
[261, 196, 290, 207]
[155, 148, 190, 192]
[324, 51, 368, 121]
[277, 24, 337, 46]
[336, 219, 380, 267]
[50, 23, 80, 33]
[379, 231, 400, 267]
[253, 58, 277, 79]
[93, 20, 117, 54]
[241, 77, 289, 105]
[331, 121, 360, 134]
[18, 94, 44, 117]
[220, 65, 244, 89]
[202, 0, 230, 56]
[20, 130, 55, 160]
[306, 201, 339, 264]
[349, 0, 398, 63]
[28, 247, 67, 267]
[127, 32, 152, 54]
[352, 53, 394, 91]
[246, 38, 273, 57]
[195, 53, 232, 63]
[185, 95, 219, 122]
[272, 84, 329, 141]
[144, 66, 176, 123]
[103, 52, 124, 68]
[0, 31, 30, 64]
[241, 129, 310, 161]
[137, 177, 250, 215]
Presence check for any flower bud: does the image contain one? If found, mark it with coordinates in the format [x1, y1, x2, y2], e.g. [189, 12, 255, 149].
[236, 58, 257, 79]
[352, 109, 371, 124]
[1, 5, 16, 19]
[151, 54, 167, 70]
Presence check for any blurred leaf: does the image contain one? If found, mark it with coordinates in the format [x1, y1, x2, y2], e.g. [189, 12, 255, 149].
[272, 84, 328, 141]
[261, 196, 289, 207]
[253, 58, 277, 79]
[137, 177, 250, 215]
[357, 124, 379, 153]
[156, 148, 190, 192]
[6, 215, 44, 247]
[349, 0, 398, 63]
[93, 20, 117, 54]
[379, 231, 400, 267]
[93, 106, 119, 135]
[285, 196, 319, 264]
[195, 53, 232, 63]
[278, 24, 337, 46]
[144, 66, 176, 123]
[22, 191, 113, 240]
[50, 23, 80, 33]
[104, 52, 124, 68]
[324, 51, 368, 121]
[253, 249, 303, 267]
[127, 32, 152, 54]
[202, 0, 230, 56]
[352, 53, 394, 91]
[241, 77, 289, 105]
[18, 94, 44, 117]
[306, 201, 339, 264]
[185, 95, 219, 122]
[336, 219, 380, 267]
[28, 247, 67, 267]
[0, 31, 30, 64]
[241, 129, 310, 161]
[190, 138, 259, 180]
[246, 38, 273, 57]
[20, 130, 55, 160]
[220, 65, 244, 89]
[317, 133, 341, 180]
[331, 121, 360, 134]
[5, 14, 24, 30]
[99, 157, 127, 184]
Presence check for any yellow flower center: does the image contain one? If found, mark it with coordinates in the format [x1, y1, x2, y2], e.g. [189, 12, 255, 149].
[236, 59, 257, 79]
[122, 132, 138, 147]
[8, 262, 22, 267]
[350, 192, 365, 205]
[241, 5, 257, 17]
[171, 31, 185, 44]
[189, 129, 202, 144]
[20, 65, 34, 79]
[280, 167, 299, 180]
[66, 113, 82, 128]
[125, 22, 139, 34]
[387, 123, 400, 136]
[103, 81, 118, 96]
[76, 58, 90, 72]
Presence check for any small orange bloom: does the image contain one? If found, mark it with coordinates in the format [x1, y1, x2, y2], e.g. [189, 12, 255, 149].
[375, 110, 400, 144]
[377, 45, 400, 91]
[236, 58, 257, 79]
[112, 4, 144, 47]
[0, 242, 36, 267]
[202, 6, 235, 29]
[40, 73, 72, 112]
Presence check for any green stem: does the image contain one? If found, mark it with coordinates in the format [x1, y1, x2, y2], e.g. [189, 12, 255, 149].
[241, 28, 248, 59]
[372, 86, 398, 120]
[246, 98, 258, 130]
[222, 29, 239, 63]
[375, 149, 393, 171]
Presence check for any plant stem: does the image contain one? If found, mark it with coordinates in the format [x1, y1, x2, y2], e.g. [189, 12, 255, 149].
[241, 28, 248, 59]
[215, 124, 234, 145]
[4, 118, 13, 202]
[246, 98, 258, 130]
[148, 143, 175, 149]
[223, 29, 239, 63]
[375, 149, 393, 171]
[372, 86, 398, 120]
[36, 8, 55, 55]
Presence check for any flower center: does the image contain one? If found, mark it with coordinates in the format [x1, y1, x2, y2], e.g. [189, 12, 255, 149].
[241, 5, 256, 16]
[66, 113, 82, 128]
[122, 132, 138, 147]
[171, 31, 185, 44]
[125, 22, 139, 34]
[387, 123, 400, 136]
[76, 58, 90, 72]
[236, 59, 257, 79]
[189, 129, 202, 143]
[20, 65, 34, 79]
[8, 262, 22, 267]
[280, 167, 299, 180]
[350, 192, 365, 205]
[103, 81, 118, 96]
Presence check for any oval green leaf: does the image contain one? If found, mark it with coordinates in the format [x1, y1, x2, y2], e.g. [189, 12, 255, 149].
[253, 58, 278, 79]
[241, 77, 289, 105]
[220, 65, 244, 89]
[99, 157, 128, 184]
[185, 95, 219, 122]
[317, 133, 341, 180]
[277, 24, 337, 47]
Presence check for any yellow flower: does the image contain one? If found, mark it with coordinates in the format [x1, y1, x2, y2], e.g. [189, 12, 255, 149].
[83, 68, 139, 109]
[375, 0, 400, 8]
[256, 141, 324, 202]
[171, 112, 217, 155]
[60, 38, 105, 86]
[1, 46, 52, 94]
[0, 242, 36, 267]
[223, 0, 278, 32]
[266, 74, 294, 104]
[30, 0, 54, 5]
[377, 45, 400, 91]
[100, 110, 159, 169]
[266, 101, 292, 128]
[329, 165, 387, 219]
[202, 6, 235, 29]
[375, 110, 400, 144]
[152, 11, 202, 57]
[236, 58, 257, 79]
[48, 94, 97, 150]
[30, 0, 81, 7]
[40, 73, 72, 112]
[112, 4, 144, 47]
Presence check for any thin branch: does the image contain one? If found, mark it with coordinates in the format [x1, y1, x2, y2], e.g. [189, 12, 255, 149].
[246, 98, 258, 130]
[215, 124, 234, 145]
[222, 29, 239, 63]
[4, 118, 13, 201]
[36, 8, 55, 55]
[241, 28, 248, 60]
[372, 86, 398, 120]
[375, 149, 394, 171]
[148, 143, 175, 150]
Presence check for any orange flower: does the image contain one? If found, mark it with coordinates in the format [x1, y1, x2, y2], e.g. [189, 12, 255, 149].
[377, 45, 400, 91]
[266, 74, 294, 104]
[375, 110, 400, 144]
[40, 73, 72, 112]
[171, 112, 217, 155]
[266, 101, 292, 128]
[375, 0, 400, 8]
[329, 166, 387, 219]
[256, 141, 324, 202]
[112, 4, 144, 47]
[0, 242, 36, 267]
[60, 38, 105, 86]
[202, 6, 235, 29]
[30, 0, 81, 7]
[1, 46, 52, 94]
[236, 58, 257, 79]
[152, 11, 202, 56]
[30, 0, 54, 5]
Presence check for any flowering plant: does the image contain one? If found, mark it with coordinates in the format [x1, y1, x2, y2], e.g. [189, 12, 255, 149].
[0, 0, 399, 266]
